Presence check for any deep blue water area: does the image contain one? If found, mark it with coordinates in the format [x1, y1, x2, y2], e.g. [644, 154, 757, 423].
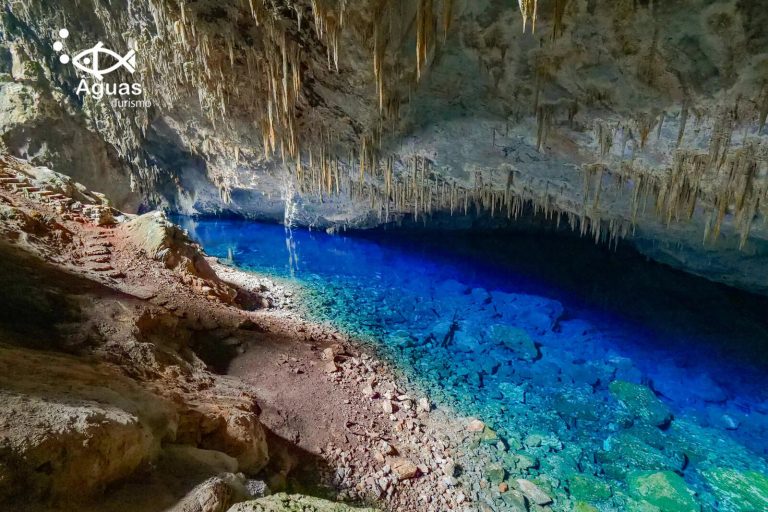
[178, 216, 768, 511]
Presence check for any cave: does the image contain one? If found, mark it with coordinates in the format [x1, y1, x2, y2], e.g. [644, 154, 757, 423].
[1, 1, 768, 511]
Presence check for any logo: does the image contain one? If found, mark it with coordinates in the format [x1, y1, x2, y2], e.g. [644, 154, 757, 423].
[72, 42, 136, 81]
[54, 29, 149, 108]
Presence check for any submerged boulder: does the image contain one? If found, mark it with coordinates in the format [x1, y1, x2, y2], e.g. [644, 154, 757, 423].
[700, 468, 768, 512]
[488, 325, 539, 361]
[567, 474, 613, 502]
[626, 471, 699, 512]
[597, 433, 686, 480]
[515, 479, 553, 506]
[609, 381, 673, 428]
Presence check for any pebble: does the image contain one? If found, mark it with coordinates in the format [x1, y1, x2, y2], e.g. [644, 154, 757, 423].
[467, 419, 485, 432]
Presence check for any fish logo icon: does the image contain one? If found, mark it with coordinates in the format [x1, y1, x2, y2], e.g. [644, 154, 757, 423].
[71, 42, 136, 81]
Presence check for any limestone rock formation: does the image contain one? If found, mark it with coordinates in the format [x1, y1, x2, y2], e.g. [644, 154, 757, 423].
[0, 344, 175, 503]
[228, 493, 379, 512]
[0, 158, 271, 509]
[167, 473, 248, 512]
[123, 211, 238, 302]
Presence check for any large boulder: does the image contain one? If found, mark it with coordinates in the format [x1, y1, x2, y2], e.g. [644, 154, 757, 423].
[597, 433, 686, 481]
[488, 325, 539, 361]
[167, 473, 248, 512]
[567, 474, 613, 502]
[123, 212, 237, 303]
[0, 344, 176, 503]
[626, 471, 699, 512]
[700, 468, 768, 512]
[609, 381, 673, 428]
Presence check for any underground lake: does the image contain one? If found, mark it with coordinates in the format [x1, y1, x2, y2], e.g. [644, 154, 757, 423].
[179, 216, 768, 512]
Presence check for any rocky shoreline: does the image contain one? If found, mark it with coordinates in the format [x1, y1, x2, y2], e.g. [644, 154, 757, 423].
[211, 260, 482, 511]
[210, 262, 569, 512]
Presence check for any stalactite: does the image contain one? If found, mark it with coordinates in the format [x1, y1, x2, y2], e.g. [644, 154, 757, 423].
[758, 84, 768, 135]
[551, 0, 568, 41]
[537, 104, 554, 151]
[443, 0, 453, 42]
[677, 101, 689, 147]
[416, 0, 434, 81]
[518, 0, 538, 33]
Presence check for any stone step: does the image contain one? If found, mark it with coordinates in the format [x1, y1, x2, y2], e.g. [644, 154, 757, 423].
[87, 264, 114, 272]
[85, 248, 111, 256]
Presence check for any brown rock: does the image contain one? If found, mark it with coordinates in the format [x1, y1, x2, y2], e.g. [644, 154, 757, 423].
[0, 345, 176, 501]
[321, 343, 345, 361]
[388, 457, 420, 480]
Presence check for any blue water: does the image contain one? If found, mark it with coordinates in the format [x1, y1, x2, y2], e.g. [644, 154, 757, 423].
[179, 217, 768, 511]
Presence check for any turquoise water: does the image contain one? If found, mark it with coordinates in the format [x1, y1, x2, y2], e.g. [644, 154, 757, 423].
[179, 217, 768, 511]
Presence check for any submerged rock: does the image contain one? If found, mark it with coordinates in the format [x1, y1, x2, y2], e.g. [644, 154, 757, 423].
[567, 474, 613, 502]
[573, 503, 600, 512]
[700, 468, 768, 512]
[488, 325, 539, 361]
[598, 433, 686, 480]
[515, 479, 553, 506]
[626, 471, 699, 512]
[485, 463, 506, 484]
[609, 381, 673, 428]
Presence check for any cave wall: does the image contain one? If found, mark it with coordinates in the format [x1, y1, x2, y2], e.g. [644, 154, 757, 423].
[0, 0, 767, 292]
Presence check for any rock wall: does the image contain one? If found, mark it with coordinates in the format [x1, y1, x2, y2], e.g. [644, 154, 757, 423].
[0, 157, 273, 508]
[1, 0, 767, 292]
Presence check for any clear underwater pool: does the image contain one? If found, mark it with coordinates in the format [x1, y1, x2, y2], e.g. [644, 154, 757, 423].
[178, 216, 768, 512]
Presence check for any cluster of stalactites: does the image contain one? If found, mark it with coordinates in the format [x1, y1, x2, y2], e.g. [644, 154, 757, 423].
[138, 0, 320, 199]
[287, 144, 630, 245]
[586, 105, 768, 250]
